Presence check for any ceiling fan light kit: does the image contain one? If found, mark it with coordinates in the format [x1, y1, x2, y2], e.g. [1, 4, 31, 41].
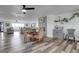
[22, 10, 27, 14]
[22, 9, 27, 13]
[22, 5, 35, 14]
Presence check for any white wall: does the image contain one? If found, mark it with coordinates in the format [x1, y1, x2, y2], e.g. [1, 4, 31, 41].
[47, 13, 79, 40]
[47, 15, 56, 37]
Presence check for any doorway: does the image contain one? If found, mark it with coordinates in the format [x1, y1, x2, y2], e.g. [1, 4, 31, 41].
[0, 22, 4, 32]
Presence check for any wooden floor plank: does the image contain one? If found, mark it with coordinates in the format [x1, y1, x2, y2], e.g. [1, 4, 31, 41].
[77, 42, 79, 50]
[48, 40, 67, 53]
[39, 42, 55, 51]
[65, 44, 73, 53]
[48, 46, 59, 53]
[72, 49, 77, 53]
[32, 42, 48, 50]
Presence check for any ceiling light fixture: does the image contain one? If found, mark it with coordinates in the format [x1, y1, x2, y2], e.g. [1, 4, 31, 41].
[21, 5, 35, 14]
[22, 9, 27, 14]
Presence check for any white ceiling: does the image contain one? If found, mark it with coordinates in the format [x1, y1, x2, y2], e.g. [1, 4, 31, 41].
[0, 5, 79, 20]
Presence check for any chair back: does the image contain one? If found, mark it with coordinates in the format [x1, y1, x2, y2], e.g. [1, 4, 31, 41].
[38, 28, 44, 38]
[67, 29, 75, 36]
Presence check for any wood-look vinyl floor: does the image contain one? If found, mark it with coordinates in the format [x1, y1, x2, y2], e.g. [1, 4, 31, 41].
[0, 32, 79, 53]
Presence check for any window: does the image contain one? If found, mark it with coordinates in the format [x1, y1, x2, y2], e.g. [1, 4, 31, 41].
[12, 23, 24, 27]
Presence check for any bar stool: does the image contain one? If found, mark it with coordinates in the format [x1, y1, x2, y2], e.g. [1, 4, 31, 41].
[65, 29, 75, 42]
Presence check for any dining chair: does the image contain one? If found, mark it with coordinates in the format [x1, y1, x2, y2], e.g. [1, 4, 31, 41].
[24, 28, 32, 42]
[65, 29, 75, 42]
[33, 28, 44, 42]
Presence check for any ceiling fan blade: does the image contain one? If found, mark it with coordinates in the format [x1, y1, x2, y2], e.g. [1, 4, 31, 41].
[25, 8, 35, 10]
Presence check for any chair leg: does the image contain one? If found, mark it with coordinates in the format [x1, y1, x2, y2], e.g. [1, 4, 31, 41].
[24, 37, 27, 43]
[38, 38, 41, 41]
[73, 37, 75, 43]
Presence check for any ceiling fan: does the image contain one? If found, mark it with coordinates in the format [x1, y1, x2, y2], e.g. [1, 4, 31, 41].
[22, 5, 35, 14]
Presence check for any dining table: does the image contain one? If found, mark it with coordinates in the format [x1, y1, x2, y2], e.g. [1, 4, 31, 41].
[26, 31, 39, 41]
